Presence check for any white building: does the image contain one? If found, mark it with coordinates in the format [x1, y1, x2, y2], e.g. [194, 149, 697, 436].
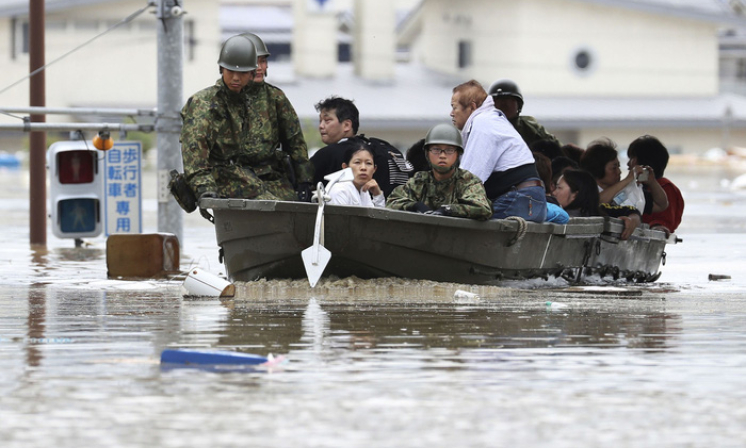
[1, 0, 746, 156]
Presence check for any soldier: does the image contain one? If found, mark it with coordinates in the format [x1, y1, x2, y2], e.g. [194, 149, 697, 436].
[386, 123, 492, 220]
[488, 79, 560, 148]
[240, 32, 314, 201]
[181, 34, 282, 201]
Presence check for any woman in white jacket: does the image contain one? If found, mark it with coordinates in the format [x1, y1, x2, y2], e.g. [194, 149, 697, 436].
[328, 143, 385, 208]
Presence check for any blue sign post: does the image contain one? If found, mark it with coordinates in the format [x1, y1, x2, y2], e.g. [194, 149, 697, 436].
[103, 142, 142, 236]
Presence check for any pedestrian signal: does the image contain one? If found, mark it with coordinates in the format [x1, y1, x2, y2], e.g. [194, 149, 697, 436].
[47, 141, 104, 239]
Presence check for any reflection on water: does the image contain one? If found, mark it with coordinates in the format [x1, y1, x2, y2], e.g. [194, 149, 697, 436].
[216, 293, 677, 356]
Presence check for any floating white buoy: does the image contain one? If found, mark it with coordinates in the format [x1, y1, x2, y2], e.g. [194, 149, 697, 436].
[183, 268, 235, 297]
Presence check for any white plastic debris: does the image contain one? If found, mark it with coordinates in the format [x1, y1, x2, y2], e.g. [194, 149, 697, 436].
[546, 301, 568, 311]
[454, 290, 479, 300]
[183, 268, 235, 297]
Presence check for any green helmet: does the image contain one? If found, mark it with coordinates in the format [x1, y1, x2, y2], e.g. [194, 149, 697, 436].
[488, 79, 524, 113]
[240, 32, 270, 58]
[425, 123, 463, 153]
[218, 35, 258, 72]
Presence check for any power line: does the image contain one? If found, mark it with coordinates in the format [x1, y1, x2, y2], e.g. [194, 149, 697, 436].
[0, 1, 156, 99]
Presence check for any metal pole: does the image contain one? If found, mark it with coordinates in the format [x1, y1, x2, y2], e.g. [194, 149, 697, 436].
[156, 0, 184, 245]
[29, 0, 46, 247]
[0, 123, 154, 132]
[0, 106, 157, 117]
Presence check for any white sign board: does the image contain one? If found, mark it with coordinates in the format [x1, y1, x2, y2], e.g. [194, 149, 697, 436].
[103, 141, 143, 236]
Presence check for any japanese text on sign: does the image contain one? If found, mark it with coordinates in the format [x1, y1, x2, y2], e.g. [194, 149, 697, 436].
[104, 142, 142, 236]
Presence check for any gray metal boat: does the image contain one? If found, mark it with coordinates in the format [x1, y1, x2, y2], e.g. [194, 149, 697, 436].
[202, 198, 676, 285]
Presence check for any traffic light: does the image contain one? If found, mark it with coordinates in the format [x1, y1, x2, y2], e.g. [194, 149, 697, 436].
[47, 141, 104, 239]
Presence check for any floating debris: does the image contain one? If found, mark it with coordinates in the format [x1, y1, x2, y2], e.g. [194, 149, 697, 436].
[546, 301, 568, 311]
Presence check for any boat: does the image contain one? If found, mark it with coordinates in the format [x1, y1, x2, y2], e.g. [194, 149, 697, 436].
[202, 197, 678, 286]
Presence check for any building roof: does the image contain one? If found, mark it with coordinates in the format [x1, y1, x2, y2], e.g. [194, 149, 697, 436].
[572, 0, 746, 25]
[270, 62, 746, 131]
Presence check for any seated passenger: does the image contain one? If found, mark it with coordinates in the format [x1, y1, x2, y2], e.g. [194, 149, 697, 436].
[552, 169, 601, 218]
[405, 138, 429, 173]
[627, 135, 683, 236]
[534, 151, 569, 223]
[386, 123, 492, 220]
[550, 156, 578, 189]
[554, 169, 641, 239]
[452, 80, 547, 222]
[327, 143, 385, 208]
[580, 138, 668, 215]
[310, 96, 412, 197]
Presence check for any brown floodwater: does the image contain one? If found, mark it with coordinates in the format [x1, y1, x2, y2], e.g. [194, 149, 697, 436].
[1, 166, 746, 447]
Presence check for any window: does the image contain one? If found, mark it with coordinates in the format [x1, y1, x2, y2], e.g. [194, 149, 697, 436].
[184, 20, 196, 61]
[458, 40, 472, 69]
[737, 58, 746, 80]
[575, 50, 591, 70]
[11, 17, 29, 59]
[570, 46, 596, 76]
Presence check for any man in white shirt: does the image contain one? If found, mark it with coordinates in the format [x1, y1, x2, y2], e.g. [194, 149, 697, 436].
[451, 80, 547, 222]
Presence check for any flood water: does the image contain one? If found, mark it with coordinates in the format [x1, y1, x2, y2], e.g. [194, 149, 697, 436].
[1, 165, 746, 447]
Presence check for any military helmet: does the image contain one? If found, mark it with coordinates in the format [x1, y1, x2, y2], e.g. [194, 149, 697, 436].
[488, 79, 524, 113]
[424, 123, 463, 153]
[218, 35, 258, 72]
[240, 32, 270, 58]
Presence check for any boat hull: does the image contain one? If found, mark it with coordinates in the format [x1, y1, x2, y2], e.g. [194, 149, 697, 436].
[204, 199, 672, 285]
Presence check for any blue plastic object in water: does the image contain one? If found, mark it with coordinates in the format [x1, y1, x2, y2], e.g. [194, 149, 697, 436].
[160, 349, 269, 365]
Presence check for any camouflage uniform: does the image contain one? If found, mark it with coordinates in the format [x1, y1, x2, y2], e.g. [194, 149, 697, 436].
[180, 79, 313, 200]
[386, 168, 492, 220]
[512, 115, 560, 148]
[245, 81, 314, 200]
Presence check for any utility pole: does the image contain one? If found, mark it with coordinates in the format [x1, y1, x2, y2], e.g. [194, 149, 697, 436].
[29, 0, 46, 247]
[156, 0, 184, 245]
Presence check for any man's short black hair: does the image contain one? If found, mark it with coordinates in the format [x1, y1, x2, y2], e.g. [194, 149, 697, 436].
[627, 135, 669, 178]
[315, 96, 360, 135]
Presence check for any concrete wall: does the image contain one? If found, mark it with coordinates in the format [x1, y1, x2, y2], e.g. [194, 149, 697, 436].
[416, 0, 719, 97]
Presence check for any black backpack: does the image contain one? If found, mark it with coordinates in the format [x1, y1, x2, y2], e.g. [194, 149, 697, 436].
[358, 135, 414, 197]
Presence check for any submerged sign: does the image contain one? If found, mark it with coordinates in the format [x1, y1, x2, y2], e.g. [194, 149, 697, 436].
[103, 142, 142, 236]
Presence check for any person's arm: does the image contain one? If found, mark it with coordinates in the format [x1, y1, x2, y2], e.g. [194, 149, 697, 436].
[362, 179, 385, 208]
[386, 179, 426, 212]
[599, 203, 641, 240]
[328, 183, 356, 206]
[619, 213, 641, 240]
[180, 94, 219, 197]
[459, 120, 501, 183]
[275, 89, 314, 184]
[446, 174, 493, 220]
[639, 167, 669, 213]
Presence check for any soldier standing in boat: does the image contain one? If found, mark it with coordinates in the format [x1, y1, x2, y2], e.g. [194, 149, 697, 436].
[241, 32, 315, 202]
[180, 34, 313, 202]
[386, 123, 492, 220]
[451, 80, 547, 222]
[488, 79, 560, 148]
